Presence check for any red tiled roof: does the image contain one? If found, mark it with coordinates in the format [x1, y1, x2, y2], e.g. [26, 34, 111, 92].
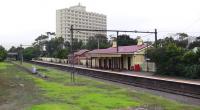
[88, 45, 147, 54]
[74, 49, 89, 56]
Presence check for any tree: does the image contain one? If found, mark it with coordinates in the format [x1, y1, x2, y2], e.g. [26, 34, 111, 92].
[56, 48, 69, 59]
[183, 49, 200, 78]
[175, 40, 188, 48]
[156, 36, 188, 48]
[188, 41, 200, 49]
[33, 34, 49, 53]
[0, 45, 7, 62]
[35, 34, 49, 42]
[148, 41, 200, 78]
[86, 34, 110, 50]
[182, 51, 198, 64]
[117, 34, 137, 46]
[148, 43, 185, 76]
[8, 46, 17, 53]
[23, 47, 40, 60]
[45, 37, 70, 58]
[46, 32, 55, 36]
[156, 37, 175, 47]
[73, 38, 83, 51]
[176, 33, 188, 41]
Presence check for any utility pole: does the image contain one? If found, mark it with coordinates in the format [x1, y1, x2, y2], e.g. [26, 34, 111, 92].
[70, 25, 75, 83]
[97, 37, 100, 49]
[146, 39, 150, 72]
[20, 44, 23, 65]
[19, 44, 32, 65]
[155, 29, 158, 48]
[116, 31, 119, 52]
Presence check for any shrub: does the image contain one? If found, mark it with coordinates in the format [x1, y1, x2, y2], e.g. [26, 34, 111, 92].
[184, 65, 200, 79]
[0, 45, 7, 62]
[23, 47, 40, 61]
[148, 43, 185, 76]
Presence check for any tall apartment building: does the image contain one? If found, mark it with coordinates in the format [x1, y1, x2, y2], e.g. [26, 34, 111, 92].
[56, 3, 107, 44]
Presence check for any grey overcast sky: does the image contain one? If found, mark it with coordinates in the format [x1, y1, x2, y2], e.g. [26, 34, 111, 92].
[0, 0, 200, 49]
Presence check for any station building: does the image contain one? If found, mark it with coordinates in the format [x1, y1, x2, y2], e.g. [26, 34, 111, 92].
[68, 49, 89, 65]
[86, 40, 155, 71]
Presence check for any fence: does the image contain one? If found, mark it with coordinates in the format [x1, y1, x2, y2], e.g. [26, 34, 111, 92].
[38, 57, 68, 64]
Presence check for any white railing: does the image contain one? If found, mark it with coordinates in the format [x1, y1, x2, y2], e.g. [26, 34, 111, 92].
[38, 57, 68, 64]
[141, 62, 156, 72]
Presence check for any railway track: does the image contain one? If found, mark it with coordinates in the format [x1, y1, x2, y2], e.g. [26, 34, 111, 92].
[30, 60, 200, 100]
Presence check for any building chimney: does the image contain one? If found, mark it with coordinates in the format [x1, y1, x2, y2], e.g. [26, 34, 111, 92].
[137, 36, 144, 45]
[111, 37, 117, 48]
[112, 41, 117, 48]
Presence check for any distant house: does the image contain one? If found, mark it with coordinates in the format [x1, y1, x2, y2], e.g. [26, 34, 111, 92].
[68, 49, 89, 65]
[86, 43, 154, 71]
[7, 52, 18, 60]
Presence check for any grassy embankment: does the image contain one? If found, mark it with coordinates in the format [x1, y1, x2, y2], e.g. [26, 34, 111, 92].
[0, 62, 200, 110]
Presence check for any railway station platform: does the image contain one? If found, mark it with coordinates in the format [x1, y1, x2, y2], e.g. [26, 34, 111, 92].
[32, 60, 200, 86]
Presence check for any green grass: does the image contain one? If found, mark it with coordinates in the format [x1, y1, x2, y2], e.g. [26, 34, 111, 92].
[28, 103, 81, 110]
[2, 61, 200, 110]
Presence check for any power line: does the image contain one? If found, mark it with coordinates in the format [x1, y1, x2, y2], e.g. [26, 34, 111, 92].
[140, 33, 154, 37]
[159, 31, 200, 33]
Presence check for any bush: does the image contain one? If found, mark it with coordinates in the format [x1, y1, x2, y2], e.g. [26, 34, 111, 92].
[184, 65, 200, 78]
[148, 43, 200, 78]
[56, 49, 69, 59]
[182, 51, 198, 64]
[23, 47, 40, 61]
[148, 43, 185, 76]
[0, 45, 7, 62]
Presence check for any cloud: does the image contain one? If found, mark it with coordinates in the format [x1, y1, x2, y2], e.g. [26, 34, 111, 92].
[0, 0, 200, 49]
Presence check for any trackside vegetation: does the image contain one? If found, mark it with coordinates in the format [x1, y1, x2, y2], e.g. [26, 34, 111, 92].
[0, 62, 199, 110]
[0, 45, 7, 62]
[148, 43, 200, 78]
